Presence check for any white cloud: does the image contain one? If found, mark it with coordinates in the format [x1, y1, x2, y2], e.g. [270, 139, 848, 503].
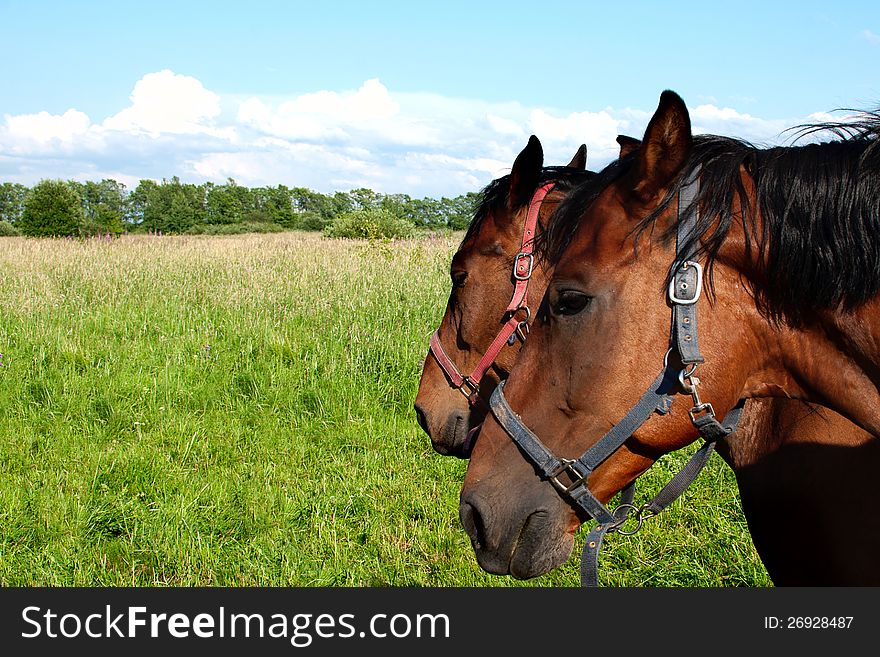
[486, 113, 525, 138]
[0, 71, 849, 197]
[285, 78, 399, 121]
[3, 109, 92, 150]
[690, 104, 792, 145]
[103, 69, 226, 137]
[238, 78, 400, 142]
[527, 108, 626, 165]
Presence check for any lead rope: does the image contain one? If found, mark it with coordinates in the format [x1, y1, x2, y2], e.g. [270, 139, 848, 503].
[579, 401, 744, 586]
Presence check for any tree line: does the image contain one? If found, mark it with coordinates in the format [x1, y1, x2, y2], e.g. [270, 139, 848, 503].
[0, 178, 479, 237]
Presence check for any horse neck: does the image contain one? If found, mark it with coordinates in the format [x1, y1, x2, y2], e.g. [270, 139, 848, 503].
[745, 298, 880, 438]
[702, 163, 880, 438]
[717, 397, 873, 473]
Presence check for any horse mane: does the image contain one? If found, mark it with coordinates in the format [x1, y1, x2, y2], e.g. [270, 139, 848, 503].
[462, 165, 596, 246]
[659, 112, 880, 325]
[542, 111, 880, 327]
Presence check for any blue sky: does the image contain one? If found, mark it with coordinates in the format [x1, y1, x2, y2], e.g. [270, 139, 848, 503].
[1, 1, 879, 197]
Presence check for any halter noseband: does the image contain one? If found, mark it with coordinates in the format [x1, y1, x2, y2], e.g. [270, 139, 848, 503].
[488, 169, 745, 586]
[428, 182, 556, 407]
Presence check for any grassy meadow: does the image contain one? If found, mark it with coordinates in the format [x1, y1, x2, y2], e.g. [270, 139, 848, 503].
[0, 232, 770, 586]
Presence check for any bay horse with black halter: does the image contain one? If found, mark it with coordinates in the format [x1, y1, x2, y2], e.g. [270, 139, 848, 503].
[452, 95, 880, 584]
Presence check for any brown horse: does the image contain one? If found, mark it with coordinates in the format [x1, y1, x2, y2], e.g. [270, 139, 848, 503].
[453, 99, 880, 584]
[414, 136, 594, 458]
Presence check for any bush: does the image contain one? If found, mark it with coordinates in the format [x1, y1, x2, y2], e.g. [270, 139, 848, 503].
[323, 208, 414, 240]
[291, 211, 328, 232]
[20, 179, 85, 237]
[0, 220, 20, 236]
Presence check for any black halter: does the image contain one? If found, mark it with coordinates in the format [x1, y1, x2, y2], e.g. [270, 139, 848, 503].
[488, 169, 745, 586]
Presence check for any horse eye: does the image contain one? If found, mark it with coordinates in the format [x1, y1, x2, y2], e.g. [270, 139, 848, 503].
[552, 290, 592, 316]
[451, 271, 468, 289]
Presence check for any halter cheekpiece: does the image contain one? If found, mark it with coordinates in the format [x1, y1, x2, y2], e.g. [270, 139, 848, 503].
[428, 183, 556, 410]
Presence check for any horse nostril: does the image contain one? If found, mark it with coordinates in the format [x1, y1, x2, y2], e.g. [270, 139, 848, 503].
[414, 403, 430, 435]
[459, 501, 487, 550]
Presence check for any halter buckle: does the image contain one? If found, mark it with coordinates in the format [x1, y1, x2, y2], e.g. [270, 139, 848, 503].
[458, 377, 480, 403]
[668, 261, 703, 305]
[549, 458, 591, 494]
[513, 252, 535, 281]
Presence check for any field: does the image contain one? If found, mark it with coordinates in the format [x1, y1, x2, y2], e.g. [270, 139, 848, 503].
[0, 232, 770, 586]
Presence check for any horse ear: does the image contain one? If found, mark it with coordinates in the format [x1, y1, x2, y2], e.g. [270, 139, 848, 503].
[508, 135, 543, 210]
[616, 134, 640, 159]
[630, 90, 692, 202]
[567, 144, 587, 170]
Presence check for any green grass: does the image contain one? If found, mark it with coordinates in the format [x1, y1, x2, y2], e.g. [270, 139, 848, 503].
[0, 232, 770, 586]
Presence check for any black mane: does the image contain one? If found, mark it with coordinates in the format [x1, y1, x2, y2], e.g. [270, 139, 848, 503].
[665, 113, 880, 325]
[542, 111, 880, 326]
[462, 165, 596, 246]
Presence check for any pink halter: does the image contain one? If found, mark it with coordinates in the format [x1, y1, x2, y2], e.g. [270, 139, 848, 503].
[428, 182, 555, 406]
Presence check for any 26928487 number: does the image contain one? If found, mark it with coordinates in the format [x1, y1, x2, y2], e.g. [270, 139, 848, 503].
[787, 617, 853, 629]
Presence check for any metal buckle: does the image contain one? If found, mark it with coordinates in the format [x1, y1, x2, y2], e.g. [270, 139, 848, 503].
[549, 458, 590, 494]
[668, 261, 703, 305]
[458, 377, 479, 401]
[513, 252, 534, 281]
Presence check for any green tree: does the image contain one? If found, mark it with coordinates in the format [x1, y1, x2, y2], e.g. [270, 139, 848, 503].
[206, 178, 250, 225]
[289, 187, 338, 231]
[404, 196, 445, 226]
[127, 179, 158, 228]
[347, 187, 380, 211]
[0, 182, 28, 225]
[379, 193, 413, 222]
[445, 192, 479, 230]
[0, 220, 19, 236]
[19, 179, 84, 237]
[137, 177, 206, 234]
[257, 185, 295, 226]
[331, 191, 355, 217]
[71, 179, 128, 236]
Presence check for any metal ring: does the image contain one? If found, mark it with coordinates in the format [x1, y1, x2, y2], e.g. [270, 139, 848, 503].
[678, 362, 700, 393]
[609, 503, 643, 536]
